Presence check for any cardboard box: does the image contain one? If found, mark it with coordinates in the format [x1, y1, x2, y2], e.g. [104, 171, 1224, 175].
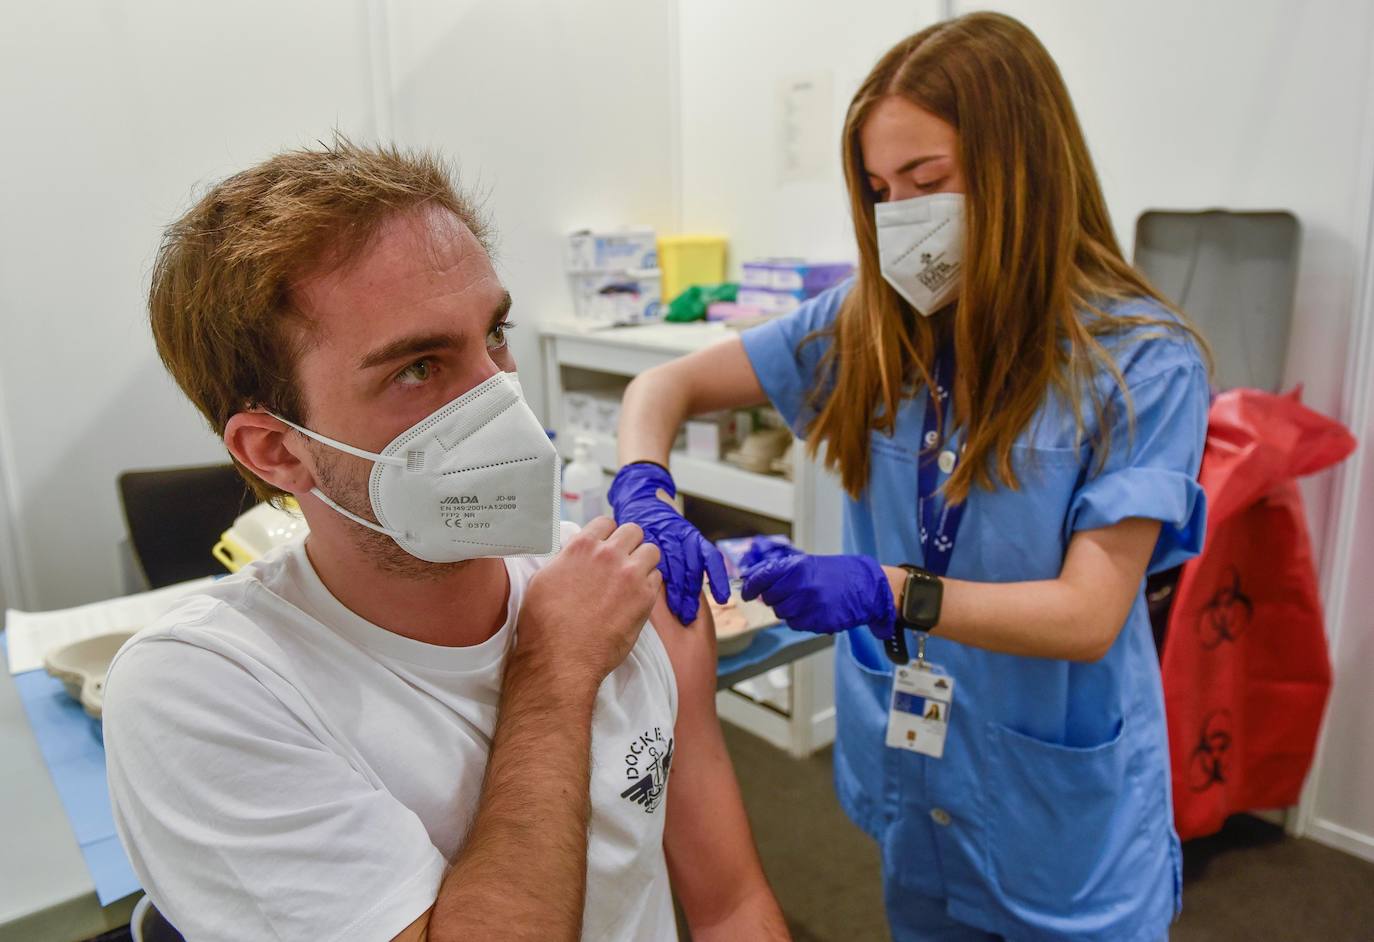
[565, 228, 659, 272]
[737, 287, 803, 315]
[562, 391, 596, 434]
[569, 268, 663, 326]
[591, 395, 621, 438]
[683, 411, 745, 460]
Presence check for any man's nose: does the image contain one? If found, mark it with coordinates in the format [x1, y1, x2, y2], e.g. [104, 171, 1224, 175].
[460, 361, 502, 395]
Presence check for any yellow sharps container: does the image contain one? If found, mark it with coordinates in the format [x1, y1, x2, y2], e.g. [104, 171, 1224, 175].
[657, 235, 728, 301]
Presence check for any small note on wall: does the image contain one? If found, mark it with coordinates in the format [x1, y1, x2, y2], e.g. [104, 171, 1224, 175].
[779, 72, 835, 184]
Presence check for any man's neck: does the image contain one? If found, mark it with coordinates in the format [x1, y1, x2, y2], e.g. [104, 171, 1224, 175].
[302, 532, 511, 648]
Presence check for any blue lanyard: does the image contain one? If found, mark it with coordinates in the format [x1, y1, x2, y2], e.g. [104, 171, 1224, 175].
[917, 350, 965, 578]
[884, 349, 968, 667]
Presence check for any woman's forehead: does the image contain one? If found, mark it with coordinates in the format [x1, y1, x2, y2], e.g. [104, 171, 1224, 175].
[860, 97, 957, 173]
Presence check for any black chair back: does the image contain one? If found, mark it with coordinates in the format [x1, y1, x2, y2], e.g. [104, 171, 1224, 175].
[117, 464, 254, 589]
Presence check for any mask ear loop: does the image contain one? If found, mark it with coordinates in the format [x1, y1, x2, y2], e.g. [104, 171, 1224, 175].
[268, 412, 411, 539]
[308, 486, 405, 539]
[269, 413, 408, 468]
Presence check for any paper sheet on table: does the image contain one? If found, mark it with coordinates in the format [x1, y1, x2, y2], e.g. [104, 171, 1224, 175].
[3, 577, 216, 675]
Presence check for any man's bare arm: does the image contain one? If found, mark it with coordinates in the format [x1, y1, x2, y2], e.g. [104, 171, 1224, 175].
[393, 519, 661, 942]
[653, 597, 791, 940]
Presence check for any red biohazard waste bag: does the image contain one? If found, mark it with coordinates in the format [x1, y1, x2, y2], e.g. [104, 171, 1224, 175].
[1161, 387, 1356, 841]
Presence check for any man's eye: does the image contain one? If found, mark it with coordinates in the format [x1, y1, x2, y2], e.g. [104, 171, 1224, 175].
[486, 321, 516, 350]
[396, 359, 433, 386]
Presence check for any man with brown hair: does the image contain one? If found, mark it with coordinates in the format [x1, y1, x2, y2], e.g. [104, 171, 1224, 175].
[102, 140, 788, 941]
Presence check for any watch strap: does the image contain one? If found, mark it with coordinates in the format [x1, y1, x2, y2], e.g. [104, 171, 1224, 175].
[884, 628, 910, 665]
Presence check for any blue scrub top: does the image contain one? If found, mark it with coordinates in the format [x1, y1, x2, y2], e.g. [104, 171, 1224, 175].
[741, 280, 1208, 942]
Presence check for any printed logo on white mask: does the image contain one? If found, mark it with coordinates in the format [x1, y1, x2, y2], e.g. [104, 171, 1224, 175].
[274, 372, 561, 562]
[875, 192, 965, 317]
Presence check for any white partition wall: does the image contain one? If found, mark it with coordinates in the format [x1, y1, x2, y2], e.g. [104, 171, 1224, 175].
[0, 1, 382, 610]
[675, 0, 945, 270]
[0, 397, 24, 614]
[1301, 176, 1374, 863]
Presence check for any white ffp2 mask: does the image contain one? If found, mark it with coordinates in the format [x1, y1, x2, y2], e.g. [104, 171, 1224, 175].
[274, 372, 561, 563]
[875, 192, 965, 316]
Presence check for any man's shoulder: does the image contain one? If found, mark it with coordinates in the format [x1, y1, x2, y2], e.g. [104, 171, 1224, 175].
[106, 591, 273, 703]
[106, 555, 324, 706]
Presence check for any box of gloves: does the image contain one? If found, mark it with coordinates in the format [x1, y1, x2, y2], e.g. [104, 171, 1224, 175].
[567, 267, 663, 327]
[565, 227, 664, 327]
[565, 227, 659, 272]
[737, 258, 854, 316]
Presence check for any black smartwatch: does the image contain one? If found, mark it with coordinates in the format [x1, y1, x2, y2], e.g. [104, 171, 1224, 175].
[884, 564, 944, 664]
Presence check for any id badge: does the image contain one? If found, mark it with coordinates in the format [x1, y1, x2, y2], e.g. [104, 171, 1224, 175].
[885, 663, 954, 758]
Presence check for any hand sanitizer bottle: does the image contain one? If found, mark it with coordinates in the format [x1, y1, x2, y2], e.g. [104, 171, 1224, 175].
[562, 435, 608, 525]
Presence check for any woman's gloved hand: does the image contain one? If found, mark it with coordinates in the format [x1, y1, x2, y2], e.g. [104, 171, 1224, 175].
[738, 535, 802, 569]
[740, 553, 897, 639]
[608, 462, 730, 625]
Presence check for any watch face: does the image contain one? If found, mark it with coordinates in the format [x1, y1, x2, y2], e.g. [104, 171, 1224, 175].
[903, 574, 943, 628]
[906, 592, 938, 625]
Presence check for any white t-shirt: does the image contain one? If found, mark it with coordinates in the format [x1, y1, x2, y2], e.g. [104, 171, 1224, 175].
[104, 523, 679, 942]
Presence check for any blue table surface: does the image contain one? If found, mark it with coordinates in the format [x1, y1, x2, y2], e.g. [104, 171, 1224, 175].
[3, 634, 141, 907]
[716, 623, 824, 678]
[3, 621, 817, 910]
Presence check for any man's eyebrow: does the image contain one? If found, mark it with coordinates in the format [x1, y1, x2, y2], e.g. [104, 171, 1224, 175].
[357, 331, 465, 371]
[356, 293, 513, 370]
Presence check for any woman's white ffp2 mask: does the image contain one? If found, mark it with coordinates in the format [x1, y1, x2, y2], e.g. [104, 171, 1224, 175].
[875, 192, 965, 316]
[274, 372, 561, 563]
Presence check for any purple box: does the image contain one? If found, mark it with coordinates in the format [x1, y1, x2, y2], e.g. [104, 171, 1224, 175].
[741, 258, 854, 297]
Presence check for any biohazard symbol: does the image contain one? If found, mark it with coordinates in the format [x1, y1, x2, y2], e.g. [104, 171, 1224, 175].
[1188, 709, 1233, 793]
[1197, 566, 1253, 650]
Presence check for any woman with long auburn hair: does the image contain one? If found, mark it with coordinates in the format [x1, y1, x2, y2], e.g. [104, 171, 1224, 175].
[612, 12, 1208, 940]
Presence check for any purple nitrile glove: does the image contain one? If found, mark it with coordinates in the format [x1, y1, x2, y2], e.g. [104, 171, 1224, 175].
[740, 553, 897, 639]
[738, 536, 802, 571]
[608, 461, 730, 625]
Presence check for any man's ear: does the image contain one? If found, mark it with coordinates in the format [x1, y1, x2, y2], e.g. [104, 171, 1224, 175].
[224, 412, 316, 497]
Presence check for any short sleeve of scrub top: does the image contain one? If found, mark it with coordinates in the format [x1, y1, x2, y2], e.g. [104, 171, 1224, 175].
[1068, 321, 1211, 574]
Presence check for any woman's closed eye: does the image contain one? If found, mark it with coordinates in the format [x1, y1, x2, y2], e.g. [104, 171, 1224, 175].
[868, 177, 947, 202]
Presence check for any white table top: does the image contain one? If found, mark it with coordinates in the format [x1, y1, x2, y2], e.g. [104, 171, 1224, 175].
[539, 319, 746, 356]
